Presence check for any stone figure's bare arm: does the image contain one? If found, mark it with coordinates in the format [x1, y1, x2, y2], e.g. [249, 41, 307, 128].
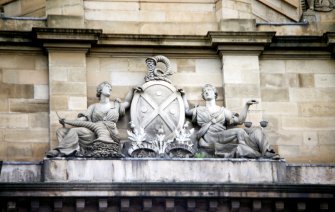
[121, 86, 143, 110]
[178, 89, 194, 117]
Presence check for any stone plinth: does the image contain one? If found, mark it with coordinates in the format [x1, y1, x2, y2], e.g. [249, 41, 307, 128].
[43, 158, 287, 183]
[0, 162, 41, 182]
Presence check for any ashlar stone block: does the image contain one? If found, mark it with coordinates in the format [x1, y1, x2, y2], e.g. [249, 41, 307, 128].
[34, 85, 49, 100]
[318, 131, 335, 145]
[282, 116, 335, 130]
[49, 52, 86, 68]
[261, 88, 289, 102]
[260, 60, 285, 73]
[289, 88, 335, 102]
[50, 82, 87, 96]
[195, 59, 221, 74]
[298, 102, 335, 117]
[4, 128, 49, 143]
[0, 114, 29, 128]
[68, 96, 87, 110]
[314, 74, 335, 88]
[9, 99, 48, 113]
[84, 1, 139, 11]
[286, 60, 335, 74]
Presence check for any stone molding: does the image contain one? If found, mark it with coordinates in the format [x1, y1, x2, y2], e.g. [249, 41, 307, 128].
[1, 182, 334, 198]
[261, 35, 334, 59]
[0, 28, 334, 57]
[325, 32, 335, 56]
[208, 31, 276, 56]
[32, 27, 102, 52]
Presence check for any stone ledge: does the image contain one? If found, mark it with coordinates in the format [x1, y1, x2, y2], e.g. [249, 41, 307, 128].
[0, 182, 334, 198]
[43, 158, 287, 183]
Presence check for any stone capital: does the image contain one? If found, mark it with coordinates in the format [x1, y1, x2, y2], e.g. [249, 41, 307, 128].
[207, 31, 276, 56]
[32, 27, 102, 53]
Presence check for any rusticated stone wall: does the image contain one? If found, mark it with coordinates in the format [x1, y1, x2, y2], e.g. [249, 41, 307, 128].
[0, 53, 49, 161]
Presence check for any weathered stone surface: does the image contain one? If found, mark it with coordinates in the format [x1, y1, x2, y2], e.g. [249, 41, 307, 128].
[28, 112, 49, 128]
[34, 84, 49, 100]
[49, 52, 86, 68]
[318, 131, 335, 145]
[261, 73, 285, 88]
[0, 98, 9, 112]
[43, 159, 287, 183]
[0, 162, 41, 182]
[110, 72, 145, 86]
[4, 128, 49, 143]
[289, 88, 335, 102]
[7, 142, 33, 160]
[314, 74, 335, 88]
[32, 143, 49, 159]
[298, 102, 335, 116]
[0, 114, 29, 128]
[68, 68, 86, 82]
[267, 129, 303, 147]
[219, 19, 256, 31]
[262, 102, 298, 115]
[287, 164, 335, 184]
[286, 60, 335, 74]
[282, 116, 335, 130]
[0, 54, 36, 69]
[225, 84, 260, 98]
[84, 1, 139, 11]
[261, 88, 289, 102]
[170, 72, 222, 87]
[195, 58, 221, 74]
[2, 69, 48, 85]
[259, 60, 285, 73]
[50, 82, 87, 96]
[9, 99, 48, 113]
[297, 74, 314, 88]
[68, 96, 87, 110]
[3, 0, 45, 17]
[0, 83, 34, 98]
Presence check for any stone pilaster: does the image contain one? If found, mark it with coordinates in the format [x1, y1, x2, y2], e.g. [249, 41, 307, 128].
[33, 28, 101, 149]
[208, 31, 275, 125]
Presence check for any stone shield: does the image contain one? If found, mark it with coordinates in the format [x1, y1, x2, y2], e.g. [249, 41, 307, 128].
[131, 80, 185, 138]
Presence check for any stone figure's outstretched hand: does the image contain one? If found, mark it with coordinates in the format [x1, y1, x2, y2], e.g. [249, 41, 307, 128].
[246, 99, 259, 106]
[59, 118, 65, 127]
[133, 86, 143, 93]
[177, 88, 185, 96]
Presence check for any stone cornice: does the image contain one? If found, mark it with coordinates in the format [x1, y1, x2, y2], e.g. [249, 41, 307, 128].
[261, 35, 333, 59]
[32, 27, 102, 52]
[207, 31, 276, 56]
[0, 28, 334, 58]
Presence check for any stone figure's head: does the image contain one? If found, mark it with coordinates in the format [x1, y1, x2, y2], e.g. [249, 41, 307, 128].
[202, 84, 218, 100]
[145, 57, 157, 71]
[96, 81, 112, 99]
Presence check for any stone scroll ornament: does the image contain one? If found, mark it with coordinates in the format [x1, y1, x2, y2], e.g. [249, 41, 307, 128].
[125, 55, 196, 158]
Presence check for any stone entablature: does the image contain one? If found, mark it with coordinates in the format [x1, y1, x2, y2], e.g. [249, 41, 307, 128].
[0, 160, 334, 211]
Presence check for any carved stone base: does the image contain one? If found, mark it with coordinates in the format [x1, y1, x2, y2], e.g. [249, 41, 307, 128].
[43, 158, 286, 183]
[79, 141, 121, 158]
